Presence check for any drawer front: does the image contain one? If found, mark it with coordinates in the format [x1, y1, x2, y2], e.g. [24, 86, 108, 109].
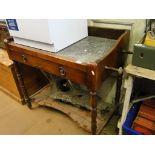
[8, 50, 87, 85]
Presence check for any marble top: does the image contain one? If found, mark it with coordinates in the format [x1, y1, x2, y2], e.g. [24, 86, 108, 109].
[55, 36, 116, 63]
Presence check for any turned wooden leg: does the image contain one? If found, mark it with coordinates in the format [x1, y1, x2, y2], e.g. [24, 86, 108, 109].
[90, 91, 97, 135]
[13, 61, 32, 109]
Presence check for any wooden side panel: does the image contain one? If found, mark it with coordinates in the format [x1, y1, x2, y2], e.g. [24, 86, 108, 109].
[88, 26, 125, 39]
[0, 63, 21, 98]
[94, 31, 129, 90]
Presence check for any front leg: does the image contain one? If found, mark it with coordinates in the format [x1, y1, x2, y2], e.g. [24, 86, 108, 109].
[87, 64, 98, 135]
[14, 61, 32, 109]
[90, 91, 97, 135]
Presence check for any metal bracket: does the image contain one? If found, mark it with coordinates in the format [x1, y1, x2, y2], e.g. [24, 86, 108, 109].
[22, 55, 27, 63]
[59, 66, 66, 77]
[104, 66, 123, 75]
[121, 50, 133, 54]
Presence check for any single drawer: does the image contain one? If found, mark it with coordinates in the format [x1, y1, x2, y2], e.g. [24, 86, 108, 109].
[8, 49, 87, 86]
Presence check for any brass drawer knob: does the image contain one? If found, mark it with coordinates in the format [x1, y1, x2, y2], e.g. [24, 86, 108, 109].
[59, 66, 66, 76]
[22, 55, 27, 63]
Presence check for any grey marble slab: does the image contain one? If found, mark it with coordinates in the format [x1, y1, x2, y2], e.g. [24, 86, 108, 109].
[54, 36, 116, 63]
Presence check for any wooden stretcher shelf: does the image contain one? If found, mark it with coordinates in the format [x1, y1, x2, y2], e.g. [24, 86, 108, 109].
[31, 84, 116, 134]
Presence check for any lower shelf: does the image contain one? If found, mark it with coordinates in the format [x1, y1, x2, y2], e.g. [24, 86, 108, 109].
[31, 84, 116, 134]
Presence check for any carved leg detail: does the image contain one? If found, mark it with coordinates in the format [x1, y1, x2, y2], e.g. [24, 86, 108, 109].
[90, 91, 97, 135]
[14, 61, 32, 109]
